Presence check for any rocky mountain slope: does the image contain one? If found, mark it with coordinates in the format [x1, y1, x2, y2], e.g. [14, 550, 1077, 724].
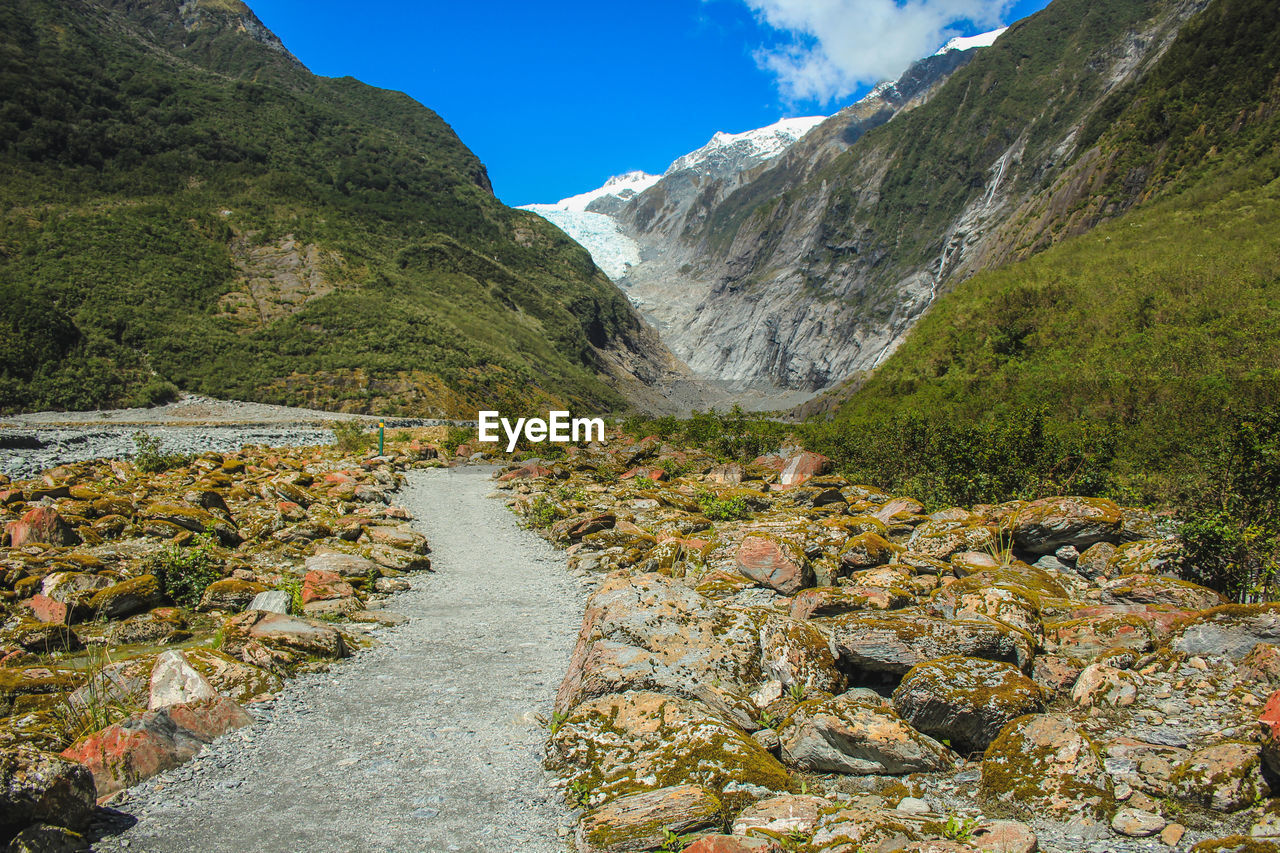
[0, 0, 684, 417]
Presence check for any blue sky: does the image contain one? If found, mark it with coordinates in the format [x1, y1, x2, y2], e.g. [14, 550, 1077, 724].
[249, 0, 1052, 206]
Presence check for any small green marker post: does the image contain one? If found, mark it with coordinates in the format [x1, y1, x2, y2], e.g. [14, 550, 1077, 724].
[378, 421, 384, 456]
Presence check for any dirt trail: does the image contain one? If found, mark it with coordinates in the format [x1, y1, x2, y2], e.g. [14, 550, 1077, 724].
[92, 466, 583, 853]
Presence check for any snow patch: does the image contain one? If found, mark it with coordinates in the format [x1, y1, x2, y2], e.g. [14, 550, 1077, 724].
[531, 170, 661, 213]
[521, 206, 641, 281]
[665, 115, 826, 174]
[935, 27, 1007, 55]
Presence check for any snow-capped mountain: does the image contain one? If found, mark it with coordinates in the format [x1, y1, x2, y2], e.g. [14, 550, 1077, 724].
[529, 170, 661, 214]
[935, 26, 1007, 55]
[664, 116, 826, 180]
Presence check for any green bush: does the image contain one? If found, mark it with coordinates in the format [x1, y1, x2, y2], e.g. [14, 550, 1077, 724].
[143, 534, 223, 609]
[697, 491, 751, 521]
[132, 432, 192, 473]
[331, 420, 373, 454]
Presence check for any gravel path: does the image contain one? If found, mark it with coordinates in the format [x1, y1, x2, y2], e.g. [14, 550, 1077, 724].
[92, 466, 583, 853]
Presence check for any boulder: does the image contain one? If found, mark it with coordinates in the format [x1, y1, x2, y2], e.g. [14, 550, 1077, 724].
[731, 793, 830, 836]
[758, 615, 846, 696]
[553, 573, 766, 716]
[39, 572, 113, 609]
[4, 508, 80, 548]
[893, 656, 1045, 753]
[197, 579, 268, 612]
[734, 535, 812, 595]
[907, 520, 996, 561]
[1071, 662, 1139, 707]
[979, 713, 1115, 820]
[247, 590, 290, 614]
[1100, 574, 1225, 611]
[820, 608, 1034, 676]
[3, 621, 82, 655]
[1170, 604, 1280, 661]
[1109, 539, 1180, 576]
[87, 575, 166, 620]
[576, 784, 722, 853]
[5, 822, 90, 852]
[1170, 741, 1269, 812]
[302, 552, 380, 579]
[20, 595, 71, 626]
[778, 451, 831, 487]
[1241, 644, 1280, 685]
[220, 611, 347, 661]
[182, 648, 282, 705]
[148, 650, 218, 710]
[0, 747, 96, 836]
[778, 691, 954, 775]
[1111, 807, 1166, 838]
[107, 610, 189, 646]
[1009, 497, 1124, 554]
[1043, 613, 1154, 659]
[551, 513, 616, 544]
[550, 691, 788, 809]
[1075, 542, 1116, 580]
[838, 532, 897, 571]
[789, 586, 912, 620]
[684, 837, 783, 853]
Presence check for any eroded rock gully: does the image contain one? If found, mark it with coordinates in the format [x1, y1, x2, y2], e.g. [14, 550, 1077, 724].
[501, 437, 1280, 853]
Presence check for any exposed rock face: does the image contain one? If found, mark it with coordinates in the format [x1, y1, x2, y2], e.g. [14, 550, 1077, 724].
[892, 656, 1044, 753]
[979, 713, 1115, 820]
[0, 747, 96, 837]
[576, 784, 722, 853]
[778, 691, 954, 775]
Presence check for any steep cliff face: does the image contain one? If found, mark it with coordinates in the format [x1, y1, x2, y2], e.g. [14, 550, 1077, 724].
[626, 0, 1208, 391]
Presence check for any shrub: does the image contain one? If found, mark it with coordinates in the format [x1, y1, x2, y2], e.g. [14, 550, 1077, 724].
[331, 420, 373, 454]
[132, 431, 192, 473]
[697, 491, 751, 521]
[144, 534, 223, 609]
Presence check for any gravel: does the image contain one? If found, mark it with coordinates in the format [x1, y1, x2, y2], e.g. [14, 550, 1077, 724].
[90, 466, 583, 853]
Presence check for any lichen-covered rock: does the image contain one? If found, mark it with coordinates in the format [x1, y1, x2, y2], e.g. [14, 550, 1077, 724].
[979, 713, 1115, 820]
[4, 508, 80, 548]
[220, 611, 347, 661]
[1009, 497, 1125, 554]
[551, 513, 616, 544]
[892, 656, 1045, 753]
[734, 534, 812, 594]
[5, 822, 91, 852]
[554, 573, 766, 716]
[907, 520, 996, 561]
[1170, 604, 1280, 661]
[197, 579, 268, 612]
[88, 575, 166, 620]
[1043, 613, 1154, 659]
[183, 648, 282, 704]
[576, 784, 722, 853]
[549, 691, 788, 809]
[0, 746, 96, 837]
[758, 615, 845, 696]
[929, 582, 1043, 640]
[140, 503, 240, 546]
[1071, 662, 1139, 707]
[789, 585, 913, 620]
[303, 552, 380, 578]
[1075, 542, 1116, 580]
[1241, 644, 1280, 685]
[1100, 574, 1225, 611]
[107, 609, 190, 646]
[1170, 741, 1269, 812]
[684, 836, 783, 853]
[839, 532, 897, 571]
[1108, 539, 1180, 576]
[731, 793, 830, 836]
[820, 608, 1034, 676]
[1, 621, 82, 655]
[778, 690, 954, 775]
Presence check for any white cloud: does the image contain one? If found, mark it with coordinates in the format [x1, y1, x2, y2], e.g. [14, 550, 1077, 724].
[739, 0, 1013, 102]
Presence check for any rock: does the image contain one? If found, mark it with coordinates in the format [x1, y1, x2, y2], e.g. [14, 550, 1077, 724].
[820, 608, 1034, 676]
[778, 451, 831, 487]
[893, 656, 1045, 753]
[1076, 542, 1116, 580]
[1170, 741, 1269, 812]
[1043, 613, 1154, 659]
[1160, 823, 1186, 846]
[4, 508, 80, 548]
[107, 609, 189, 646]
[87, 575, 166, 620]
[838, 532, 897, 571]
[1111, 807, 1166, 837]
[60, 697, 251, 796]
[220, 611, 347, 661]
[1109, 539, 1180, 576]
[684, 836, 783, 853]
[1031, 654, 1086, 695]
[1009, 497, 1124, 554]
[1171, 604, 1280, 661]
[576, 784, 722, 853]
[197, 579, 268, 612]
[553, 574, 767, 716]
[5, 822, 90, 852]
[551, 513, 616, 544]
[141, 503, 240, 546]
[0, 747, 96, 836]
[364, 525, 428, 554]
[758, 615, 846, 696]
[20, 595, 71, 626]
[907, 520, 996, 560]
[731, 794, 829, 836]
[1262, 690, 1280, 775]
[789, 585, 911, 620]
[1241, 643, 1280, 684]
[734, 535, 812, 594]
[1101, 574, 1225, 611]
[302, 552, 380, 579]
[148, 651, 218, 710]
[969, 820, 1038, 853]
[301, 570, 355, 605]
[778, 691, 954, 775]
[551, 691, 787, 810]
[2, 621, 82, 655]
[247, 590, 290, 614]
[183, 648, 282, 704]
[1071, 662, 1139, 707]
[38, 572, 112, 610]
[979, 713, 1115, 820]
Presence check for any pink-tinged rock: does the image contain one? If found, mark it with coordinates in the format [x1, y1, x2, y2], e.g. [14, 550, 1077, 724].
[1260, 690, 1280, 775]
[164, 697, 252, 742]
[454, 444, 471, 457]
[705, 463, 744, 486]
[5, 508, 80, 548]
[496, 463, 553, 482]
[970, 820, 1038, 853]
[221, 611, 347, 660]
[301, 570, 355, 605]
[1043, 613, 1155, 659]
[21, 594, 70, 626]
[60, 717, 181, 797]
[1010, 496, 1124, 554]
[731, 794, 830, 836]
[323, 472, 357, 485]
[735, 535, 812, 594]
[684, 836, 784, 853]
[576, 784, 722, 853]
[790, 586, 911, 620]
[778, 451, 831, 488]
[0, 489, 24, 506]
[751, 454, 787, 472]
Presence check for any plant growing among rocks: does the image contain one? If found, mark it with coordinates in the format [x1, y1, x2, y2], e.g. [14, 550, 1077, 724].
[144, 533, 223, 610]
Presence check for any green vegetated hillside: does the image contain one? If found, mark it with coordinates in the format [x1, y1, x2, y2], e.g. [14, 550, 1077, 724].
[833, 0, 1280, 503]
[0, 0, 670, 416]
